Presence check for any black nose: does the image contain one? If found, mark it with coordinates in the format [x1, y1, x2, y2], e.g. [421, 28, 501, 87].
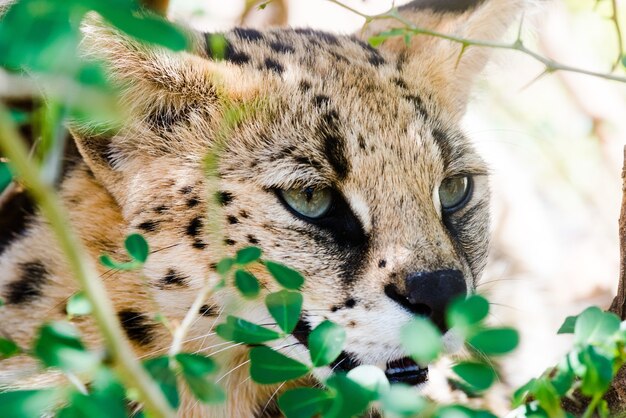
[384, 269, 467, 332]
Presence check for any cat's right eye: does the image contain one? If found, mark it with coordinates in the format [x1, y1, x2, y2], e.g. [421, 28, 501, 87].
[279, 187, 333, 219]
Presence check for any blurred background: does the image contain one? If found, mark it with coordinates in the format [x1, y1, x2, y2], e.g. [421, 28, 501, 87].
[165, 0, 626, 399]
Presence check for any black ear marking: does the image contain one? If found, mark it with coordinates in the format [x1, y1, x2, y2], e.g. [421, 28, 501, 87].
[233, 28, 264, 42]
[78, 133, 118, 168]
[319, 111, 350, 180]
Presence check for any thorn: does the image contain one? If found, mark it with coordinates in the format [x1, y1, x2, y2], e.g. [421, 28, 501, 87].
[519, 69, 549, 92]
[455, 43, 469, 69]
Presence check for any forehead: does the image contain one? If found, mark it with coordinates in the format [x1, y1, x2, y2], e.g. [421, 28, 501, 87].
[217, 28, 486, 189]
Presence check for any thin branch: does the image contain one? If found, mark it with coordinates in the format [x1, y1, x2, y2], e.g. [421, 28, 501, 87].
[0, 104, 176, 418]
[327, 0, 626, 84]
[611, 0, 624, 71]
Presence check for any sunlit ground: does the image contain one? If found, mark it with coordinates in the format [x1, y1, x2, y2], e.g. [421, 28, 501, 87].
[170, 0, 626, 405]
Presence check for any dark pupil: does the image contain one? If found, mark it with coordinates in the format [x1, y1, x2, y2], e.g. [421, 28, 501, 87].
[304, 187, 315, 202]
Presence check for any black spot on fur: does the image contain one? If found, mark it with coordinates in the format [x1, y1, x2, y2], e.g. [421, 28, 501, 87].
[180, 186, 193, 195]
[378, 259, 387, 268]
[0, 190, 36, 258]
[295, 28, 339, 45]
[153, 205, 168, 214]
[313, 94, 330, 107]
[247, 235, 259, 244]
[345, 298, 356, 308]
[224, 44, 251, 65]
[227, 215, 239, 225]
[299, 80, 312, 92]
[368, 52, 386, 67]
[239, 210, 249, 219]
[4, 261, 49, 305]
[199, 304, 217, 317]
[263, 58, 284, 75]
[401, 0, 486, 13]
[217, 191, 233, 206]
[357, 134, 366, 150]
[269, 41, 295, 54]
[118, 310, 156, 345]
[233, 28, 264, 42]
[392, 77, 409, 90]
[186, 217, 203, 238]
[403, 94, 428, 119]
[224, 239, 236, 246]
[293, 155, 323, 171]
[138, 220, 159, 233]
[161, 269, 189, 288]
[193, 240, 207, 250]
[186, 197, 200, 208]
[320, 111, 350, 180]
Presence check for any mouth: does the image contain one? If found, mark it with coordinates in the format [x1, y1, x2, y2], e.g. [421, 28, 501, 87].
[293, 319, 429, 386]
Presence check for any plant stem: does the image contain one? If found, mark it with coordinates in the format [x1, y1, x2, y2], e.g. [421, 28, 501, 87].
[0, 104, 175, 418]
[582, 393, 602, 418]
[327, 0, 626, 84]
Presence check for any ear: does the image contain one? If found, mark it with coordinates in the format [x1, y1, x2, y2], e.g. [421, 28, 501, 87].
[71, 15, 263, 204]
[360, 0, 524, 120]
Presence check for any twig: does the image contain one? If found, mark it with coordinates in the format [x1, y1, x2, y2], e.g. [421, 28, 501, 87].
[168, 280, 218, 357]
[326, 0, 626, 84]
[0, 104, 176, 418]
[611, 0, 624, 71]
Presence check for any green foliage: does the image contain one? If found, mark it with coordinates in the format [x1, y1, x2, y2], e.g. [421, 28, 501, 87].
[175, 354, 225, 403]
[380, 384, 427, 417]
[0, 337, 20, 358]
[66, 292, 92, 317]
[99, 233, 149, 270]
[468, 327, 519, 356]
[249, 345, 310, 384]
[308, 320, 346, 367]
[0, 390, 61, 418]
[401, 317, 442, 365]
[452, 362, 497, 393]
[143, 356, 179, 409]
[34, 322, 99, 373]
[234, 269, 260, 299]
[235, 246, 262, 265]
[278, 387, 332, 418]
[0, 160, 12, 193]
[557, 315, 578, 334]
[266, 290, 303, 334]
[216, 315, 282, 344]
[264, 261, 305, 289]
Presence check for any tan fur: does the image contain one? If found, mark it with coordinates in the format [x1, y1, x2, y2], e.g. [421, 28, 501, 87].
[0, 1, 523, 416]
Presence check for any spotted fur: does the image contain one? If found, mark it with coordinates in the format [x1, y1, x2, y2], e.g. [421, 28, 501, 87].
[0, 0, 524, 415]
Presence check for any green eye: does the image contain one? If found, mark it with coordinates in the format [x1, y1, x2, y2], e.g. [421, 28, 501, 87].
[280, 187, 332, 219]
[439, 176, 472, 211]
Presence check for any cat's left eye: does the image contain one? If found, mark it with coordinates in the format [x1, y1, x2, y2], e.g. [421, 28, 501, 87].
[439, 176, 472, 212]
[279, 187, 333, 219]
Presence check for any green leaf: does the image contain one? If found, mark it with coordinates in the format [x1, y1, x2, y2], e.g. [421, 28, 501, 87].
[467, 327, 519, 356]
[216, 257, 235, 275]
[400, 317, 442, 365]
[265, 290, 303, 334]
[346, 365, 390, 395]
[557, 315, 578, 334]
[308, 320, 346, 367]
[88, 368, 127, 418]
[578, 346, 613, 396]
[176, 353, 225, 404]
[278, 387, 332, 418]
[58, 392, 112, 418]
[380, 384, 427, 417]
[143, 356, 179, 409]
[66, 292, 92, 316]
[0, 390, 61, 418]
[34, 322, 98, 372]
[512, 378, 536, 407]
[574, 306, 620, 345]
[206, 33, 228, 61]
[324, 373, 375, 418]
[125, 233, 149, 263]
[530, 378, 563, 417]
[0, 297, 4, 307]
[451, 362, 496, 392]
[235, 270, 261, 299]
[264, 261, 305, 290]
[236, 247, 262, 265]
[446, 294, 489, 332]
[0, 337, 20, 358]
[249, 346, 310, 384]
[98, 254, 140, 271]
[216, 316, 282, 344]
[0, 161, 12, 194]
